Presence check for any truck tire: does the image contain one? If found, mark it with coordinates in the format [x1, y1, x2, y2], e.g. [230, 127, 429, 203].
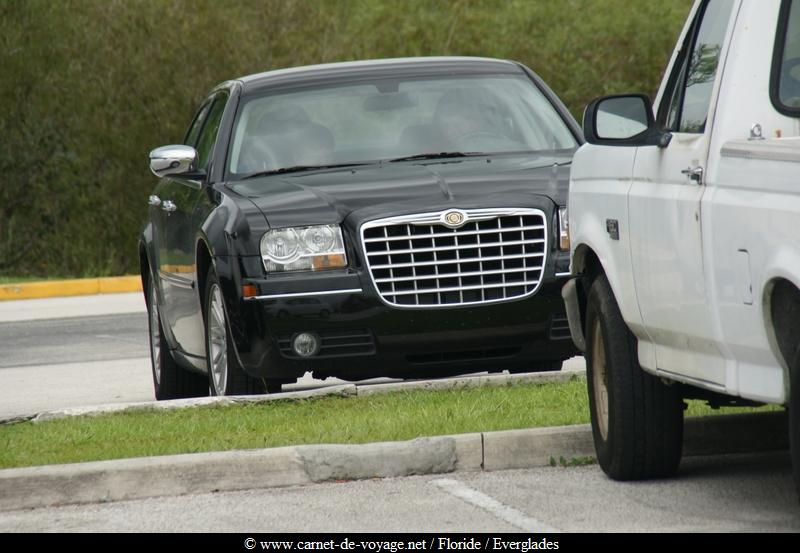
[791, 347, 800, 503]
[585, 274, 684, 480]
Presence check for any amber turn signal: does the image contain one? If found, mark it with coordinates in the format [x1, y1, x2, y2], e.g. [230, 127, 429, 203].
[312, 253, 346, 270]
[242, 283, 258, 298]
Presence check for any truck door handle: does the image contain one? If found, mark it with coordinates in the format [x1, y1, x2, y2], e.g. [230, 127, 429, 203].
[161, 200, 177, 213]
[681, 166, 704, 183]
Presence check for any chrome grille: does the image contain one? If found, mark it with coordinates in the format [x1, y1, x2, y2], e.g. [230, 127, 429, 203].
[361, 208, 548, 308]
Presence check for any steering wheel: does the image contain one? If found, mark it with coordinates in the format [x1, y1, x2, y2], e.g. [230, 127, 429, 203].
[237, 138, 281, 174]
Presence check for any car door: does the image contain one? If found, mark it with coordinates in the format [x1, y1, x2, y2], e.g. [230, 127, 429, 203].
[628, 0, 736, 386]
[159, 92, 229, 357]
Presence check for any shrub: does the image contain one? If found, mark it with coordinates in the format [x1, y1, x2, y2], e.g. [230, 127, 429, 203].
[0, 0, 691, 277]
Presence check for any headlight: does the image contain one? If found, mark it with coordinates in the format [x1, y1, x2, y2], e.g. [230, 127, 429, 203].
[260, 225, 347, 272]
[558, 206, 570, 251]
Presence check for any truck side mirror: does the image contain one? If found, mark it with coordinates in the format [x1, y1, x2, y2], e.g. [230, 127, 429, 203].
[583, 94, 672, 148]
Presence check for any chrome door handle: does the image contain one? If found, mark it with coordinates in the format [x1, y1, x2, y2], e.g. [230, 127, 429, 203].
[161, 200, 177, 213]
[681, 166, 704, 183]
[148, 194, 161, 206]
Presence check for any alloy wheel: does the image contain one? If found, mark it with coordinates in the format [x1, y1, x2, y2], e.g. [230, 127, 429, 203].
[149, 279, 162, 386]
[208, 283, 228, 394]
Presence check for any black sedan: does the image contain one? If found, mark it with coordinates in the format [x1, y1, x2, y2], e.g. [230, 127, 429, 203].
[140, 57, 581, 398]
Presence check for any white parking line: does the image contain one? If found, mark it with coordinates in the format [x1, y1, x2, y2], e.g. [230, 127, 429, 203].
[432, 478, 561, 533]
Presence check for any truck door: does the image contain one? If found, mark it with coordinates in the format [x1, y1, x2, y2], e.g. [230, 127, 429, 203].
[629, 0, 736, 385]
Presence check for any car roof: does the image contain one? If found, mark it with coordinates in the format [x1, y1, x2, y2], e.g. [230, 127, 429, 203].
[233, 57, 524, 95]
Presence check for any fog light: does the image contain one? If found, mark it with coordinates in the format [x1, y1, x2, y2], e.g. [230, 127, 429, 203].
[292, 332, 320, 357]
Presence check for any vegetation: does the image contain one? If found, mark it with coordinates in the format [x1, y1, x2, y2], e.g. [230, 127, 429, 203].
[1, 0, 691, 277]
[0, 377, 778, 469]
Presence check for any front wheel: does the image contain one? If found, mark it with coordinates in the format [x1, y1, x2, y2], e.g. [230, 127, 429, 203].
[204, 267, 265, 396]
[585, 274, 684, 480]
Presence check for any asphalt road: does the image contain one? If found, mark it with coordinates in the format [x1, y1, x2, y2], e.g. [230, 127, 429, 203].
[0, 312, 149, 368]
[0, 293, 584, 418]
[0, 294, 797, 531]
[1, 452, 797, 532]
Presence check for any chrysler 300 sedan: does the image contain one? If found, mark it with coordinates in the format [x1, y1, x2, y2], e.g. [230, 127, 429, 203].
[140, 57, 581, 398]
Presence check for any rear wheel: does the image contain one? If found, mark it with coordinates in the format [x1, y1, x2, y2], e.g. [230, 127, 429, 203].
[585, 274, 684, 480]
[204, 267, 265, 396]
[147, 276, 207, 400]
[790, 347, 800, 502]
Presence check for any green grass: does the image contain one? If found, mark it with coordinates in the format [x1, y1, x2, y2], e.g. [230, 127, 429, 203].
[0, 377, 780, 470]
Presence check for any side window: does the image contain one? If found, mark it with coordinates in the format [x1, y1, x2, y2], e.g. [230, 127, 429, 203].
[771, 0, 800, 114]
[659, 0, 734, 133]
[184, 102, 212, 147]
[195, 93, 228, 170]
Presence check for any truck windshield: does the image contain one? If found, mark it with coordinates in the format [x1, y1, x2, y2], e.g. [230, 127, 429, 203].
[227, 73, 577, 178]
[776, 0, 800, 110]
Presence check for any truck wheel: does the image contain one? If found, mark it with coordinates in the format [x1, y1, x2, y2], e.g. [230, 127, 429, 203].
[790, 347, 800, 503]
[147, 276, 208, 400]
[585, 274, 684, 480]
[204, 267, 265, 396]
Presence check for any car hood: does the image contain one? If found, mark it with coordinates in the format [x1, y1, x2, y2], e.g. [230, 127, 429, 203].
[226, 154, 571, 229]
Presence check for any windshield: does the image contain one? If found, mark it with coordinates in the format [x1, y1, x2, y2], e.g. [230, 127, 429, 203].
[227, 73, 577, 178]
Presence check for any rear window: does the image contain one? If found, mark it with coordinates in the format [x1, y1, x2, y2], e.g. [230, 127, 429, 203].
[771, 0, 800, 115]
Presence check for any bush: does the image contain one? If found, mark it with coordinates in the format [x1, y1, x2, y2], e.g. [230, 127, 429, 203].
[0, 0, 691, 277]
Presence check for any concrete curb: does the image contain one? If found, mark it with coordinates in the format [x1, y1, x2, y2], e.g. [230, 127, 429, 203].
[0, 411, 787, 512]
[0, 276, 142, 301]
[0, 369, 586, 426]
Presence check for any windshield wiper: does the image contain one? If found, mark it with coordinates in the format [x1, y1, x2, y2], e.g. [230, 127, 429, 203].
[241, 162, 372, 180]
[389, 152, 487, 162]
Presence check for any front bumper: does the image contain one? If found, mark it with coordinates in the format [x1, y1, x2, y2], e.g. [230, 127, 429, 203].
[221, 253, 576, 380]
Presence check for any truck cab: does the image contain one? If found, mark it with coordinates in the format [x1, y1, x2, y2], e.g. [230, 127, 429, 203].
[564, 0, 800, 498]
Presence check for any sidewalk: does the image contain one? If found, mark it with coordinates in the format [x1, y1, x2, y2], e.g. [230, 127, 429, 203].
[0, 411, 788, 512]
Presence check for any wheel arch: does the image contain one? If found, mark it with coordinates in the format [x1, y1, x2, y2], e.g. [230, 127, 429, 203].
[138, 222, 155, 298]
[763, 276, 800, 377]
[196, 236, 214, 314]
[571, 243, 606, 333]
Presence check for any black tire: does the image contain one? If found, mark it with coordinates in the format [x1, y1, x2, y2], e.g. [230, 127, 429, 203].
[585, 274, 684, 480]
[146, 275, 208, 400]
[508, 360, 563, 374]
[203, 266, 265, 396]
[790, 347, 800, 503]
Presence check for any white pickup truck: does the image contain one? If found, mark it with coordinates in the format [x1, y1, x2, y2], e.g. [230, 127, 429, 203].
[563, 0, 800, 498]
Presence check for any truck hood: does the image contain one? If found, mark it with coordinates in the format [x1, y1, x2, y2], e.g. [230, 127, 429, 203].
[227, 153, 571, 229]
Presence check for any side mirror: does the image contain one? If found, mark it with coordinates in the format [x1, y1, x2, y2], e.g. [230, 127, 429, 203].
[583, 94, 672, 148]
[149, 145, 199, 178]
